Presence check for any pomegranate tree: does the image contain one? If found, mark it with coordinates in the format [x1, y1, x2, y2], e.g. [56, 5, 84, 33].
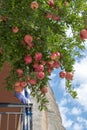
[0, 0, 87, 109]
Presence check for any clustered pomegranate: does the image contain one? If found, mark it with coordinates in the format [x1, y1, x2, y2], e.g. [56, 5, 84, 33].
[13, 1, 74, 95]
[14, 33, 61, 94]
[14, 81, 27, 93]
[14, 33, 74, 94]
[46, 13, 60, 21]
[59, 71, 73, 80]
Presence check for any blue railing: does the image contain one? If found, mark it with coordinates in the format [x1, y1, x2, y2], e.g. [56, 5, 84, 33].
[0, 103, 33, 130]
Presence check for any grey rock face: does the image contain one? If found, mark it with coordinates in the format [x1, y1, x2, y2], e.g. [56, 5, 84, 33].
[32, 84, 65, 130]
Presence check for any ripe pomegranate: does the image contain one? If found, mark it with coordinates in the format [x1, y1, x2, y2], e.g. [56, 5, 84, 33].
[48, 0, 54, 6]
[80, 29, 87, 40]
[37, 64, 44, 72]
[46, 13, 52, 19]
[47, 68, 52, 74]
[50, 52, 57, 60]
[12, 26, 19, 33]
[20, 81, 27, 88]
[14, 82, 23, 92]
[34, 52, 42, 61]
[29, 79, 37, 85]
[53, 61, 60, 68]
[24, 34, 33, 44]
[24, 54, 32, 64]
[56, 52, 61, 59]
[14, 82, 20, 87]
[52, 15, 60, 21]
[30, 1, 39, 9]
[41, 87, 48, 93]
[27, 42, 34, 48]
[37, 71, 45, 80]
[50, 52, 60, 61]
[47, 61, 54, 68]
[59, 71, 66, 78]
[17, 69, 23, 76]
[65, 72, 73, 80]
[33, 62, 39, 69]
[26, 42, 34, 50]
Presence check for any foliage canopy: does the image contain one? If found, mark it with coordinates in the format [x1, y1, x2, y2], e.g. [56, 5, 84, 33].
[0, 0, 87, 109]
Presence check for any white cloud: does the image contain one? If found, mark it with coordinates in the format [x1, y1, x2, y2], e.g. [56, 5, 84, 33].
[59, 100, 73, 128]
[59, 106, 73, 128]
[72, 123, 83, 130]
[59, 79, 66, 90]
[63, 117, 73, 128]
[59, 106, 69, 114]
[73, 55, 87, 111]
[73, 56, 87, 84]
[59, 98, 68, 106]
[76, 83, 87, 111]
[71, 107, 81, 115]
[77, 117, 87, 127]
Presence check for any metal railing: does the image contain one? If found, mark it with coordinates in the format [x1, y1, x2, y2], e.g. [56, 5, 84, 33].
[0, 103, 33, 130]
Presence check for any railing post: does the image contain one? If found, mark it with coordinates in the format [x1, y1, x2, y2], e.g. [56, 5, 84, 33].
[26, 104, 33, 130]
[0, 103, 33, 130]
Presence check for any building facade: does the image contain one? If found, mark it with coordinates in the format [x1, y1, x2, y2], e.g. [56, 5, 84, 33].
[32, 85, 65, 130]
[0, 63, 65, 130]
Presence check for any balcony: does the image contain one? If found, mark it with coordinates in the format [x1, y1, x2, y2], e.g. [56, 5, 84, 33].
[0, 103, 33, 130]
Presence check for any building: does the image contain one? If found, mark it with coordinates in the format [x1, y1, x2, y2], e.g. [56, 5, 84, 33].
[0, 63, 65, 130]
[32, 85, 65, 130]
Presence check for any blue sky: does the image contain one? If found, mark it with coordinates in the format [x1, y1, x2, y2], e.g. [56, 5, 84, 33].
[49, 42, 87, 130]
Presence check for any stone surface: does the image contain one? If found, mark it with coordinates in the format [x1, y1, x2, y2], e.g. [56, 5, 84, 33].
[32, 84, 65, 130]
